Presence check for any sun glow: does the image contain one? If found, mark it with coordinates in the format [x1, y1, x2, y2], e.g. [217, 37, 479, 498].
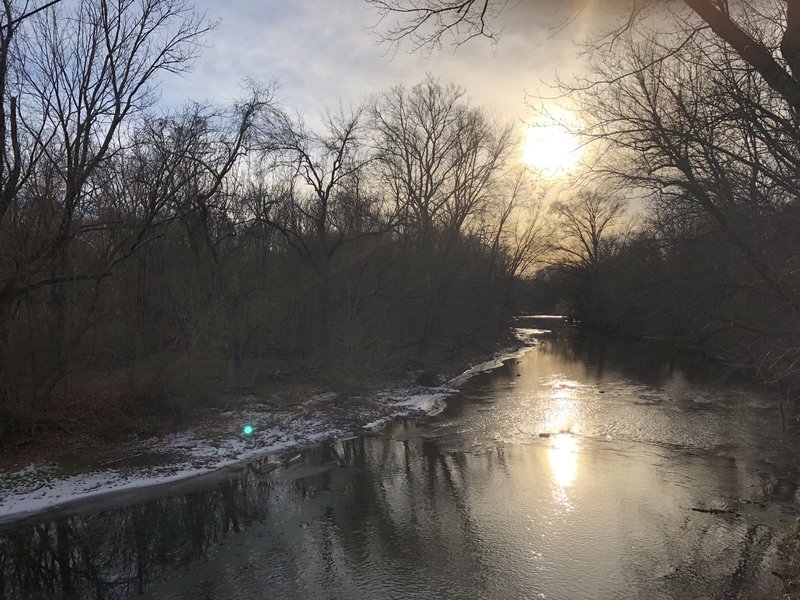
[548, 433, 579, 489]
[522, 117, 583, 177]
[543, 378, 582, 491]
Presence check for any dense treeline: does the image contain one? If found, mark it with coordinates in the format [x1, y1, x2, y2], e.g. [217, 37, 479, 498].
[0, 1, 544, 442]
[529, 2, 800, 395]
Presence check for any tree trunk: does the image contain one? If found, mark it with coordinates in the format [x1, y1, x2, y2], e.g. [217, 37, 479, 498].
[684, 0, 800, 109]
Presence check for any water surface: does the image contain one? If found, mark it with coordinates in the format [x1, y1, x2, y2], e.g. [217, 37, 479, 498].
[2, 321, 798, 599]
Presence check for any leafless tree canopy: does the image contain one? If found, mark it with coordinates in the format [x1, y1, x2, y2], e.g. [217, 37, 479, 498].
[550, 190, 627, 273]
[367, 0, 506, 51]
[370, 76, 514, 242]
[367, 0, 800, 107]
[0, 0, 542, 443]
[555, 2, 800, 386]
[366, 0, 800, 388]
[5, 0, 799, 443]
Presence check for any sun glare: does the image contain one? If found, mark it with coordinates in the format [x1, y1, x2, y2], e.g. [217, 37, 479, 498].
[548, 433, 579, 489]
[522, 120, 583, 177]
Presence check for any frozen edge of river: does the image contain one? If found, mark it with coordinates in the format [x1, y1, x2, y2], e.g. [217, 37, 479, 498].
[0, 332, 540, 524]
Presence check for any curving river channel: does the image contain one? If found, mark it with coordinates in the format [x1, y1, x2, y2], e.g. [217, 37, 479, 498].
[2, 318, 800, 599]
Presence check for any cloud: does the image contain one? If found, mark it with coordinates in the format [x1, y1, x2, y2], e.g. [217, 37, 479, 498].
[159, 0, 616, 123]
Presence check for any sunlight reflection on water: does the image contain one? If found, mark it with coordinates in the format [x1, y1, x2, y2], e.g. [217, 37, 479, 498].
[548, 433, 579, 491]
[543, 378, 582, 505]
[543, 377, 582, 436]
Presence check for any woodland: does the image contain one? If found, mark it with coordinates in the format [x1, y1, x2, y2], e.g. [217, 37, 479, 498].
[2, 0, 800, 445]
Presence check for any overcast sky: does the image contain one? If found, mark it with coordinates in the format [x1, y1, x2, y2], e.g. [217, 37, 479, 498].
[160, 0, 625, 126]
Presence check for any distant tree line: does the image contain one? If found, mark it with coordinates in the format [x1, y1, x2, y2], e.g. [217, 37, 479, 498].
[0, 1, 546, 442]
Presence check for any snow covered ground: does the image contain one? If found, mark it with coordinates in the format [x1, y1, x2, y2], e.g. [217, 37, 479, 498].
[0, 332, 538, 523]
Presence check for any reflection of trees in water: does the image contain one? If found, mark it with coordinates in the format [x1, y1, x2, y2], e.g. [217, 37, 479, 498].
[1, 427, 790, 599]
[0, 465, 279, 599]
[538, 332, 691, 386]
[0, 436, 514, 599]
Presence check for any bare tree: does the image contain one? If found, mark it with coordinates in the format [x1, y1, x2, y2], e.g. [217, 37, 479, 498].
[370, 75, 513, 247]
[270, 105, 374, 258]
[0, 0, 213, 372]
[560, 7, 800, 382]
[546, 188, 628, 326]
[574, 23, 800, 309]
[370, 75, 514, 343]
[483, 168, 546, 283]
[368, 0, 503, 52]
[550, 189, 627, 274]
[366, 0, 800, 109]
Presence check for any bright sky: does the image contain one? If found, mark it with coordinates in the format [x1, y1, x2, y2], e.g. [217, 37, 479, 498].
[160, 0, 623, 124]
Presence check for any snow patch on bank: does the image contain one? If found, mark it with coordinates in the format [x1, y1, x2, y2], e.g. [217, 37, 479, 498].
[362, 387, 456, 431]
[0, 387, 456, 520]
[0, 322, 544, 523]
[0, 467, 208, 521]
[449, 330, 539, 387]
[0, 409, 346, 521]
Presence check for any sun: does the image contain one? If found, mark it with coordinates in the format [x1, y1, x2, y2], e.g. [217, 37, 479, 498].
[522, 121, 583, 177]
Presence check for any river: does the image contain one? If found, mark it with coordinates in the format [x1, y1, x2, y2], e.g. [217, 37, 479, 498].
[2, 318, 799, 599]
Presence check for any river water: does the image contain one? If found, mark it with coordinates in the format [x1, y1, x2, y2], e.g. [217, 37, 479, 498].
[2, 319, 799, 599]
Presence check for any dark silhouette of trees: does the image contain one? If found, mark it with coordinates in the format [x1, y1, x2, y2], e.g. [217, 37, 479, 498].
[563, 9, 800, 384]
[550, 191, 627, 277]
[371, 76, 513, 245]
[0, 0, 538, 446]
[0, 0, 230, 437]
[547, 190, 628, 327]
[271, 105, 374, 259]
[367, 0, 800, 391]
[483, 169, 547, 286]
[369, 76, 516, 345]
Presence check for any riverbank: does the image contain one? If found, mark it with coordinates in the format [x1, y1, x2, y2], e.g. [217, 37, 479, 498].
[4, 319, 793, 599]
[0, 326, 541, 524]
[776, 519, 800, 599]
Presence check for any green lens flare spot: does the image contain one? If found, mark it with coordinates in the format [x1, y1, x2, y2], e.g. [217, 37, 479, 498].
[243, 425, 254, 436]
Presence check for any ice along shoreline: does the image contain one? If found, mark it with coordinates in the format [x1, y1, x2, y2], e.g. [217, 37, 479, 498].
[0, 328, 542, 527]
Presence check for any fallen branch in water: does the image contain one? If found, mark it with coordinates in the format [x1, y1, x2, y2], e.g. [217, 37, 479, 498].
[690, 507, 739, 516]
